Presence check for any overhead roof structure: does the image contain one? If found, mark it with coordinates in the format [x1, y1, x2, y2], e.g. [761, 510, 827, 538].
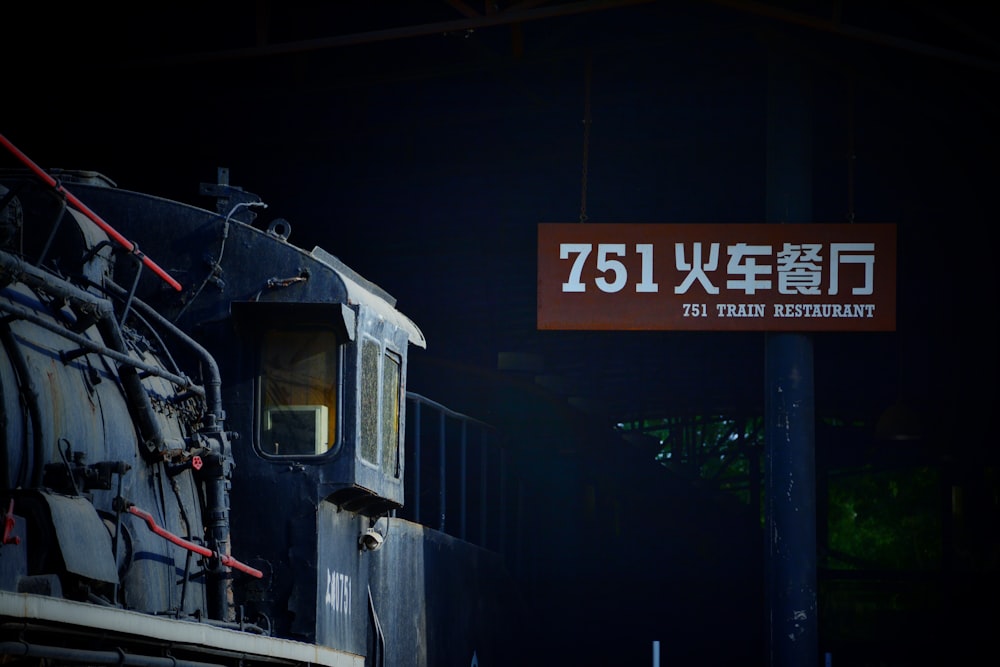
[4, 1, 997, 440]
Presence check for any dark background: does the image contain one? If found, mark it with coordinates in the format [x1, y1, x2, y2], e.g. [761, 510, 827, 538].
[4, 0, 997, 427]
[4, 1, 999, 663]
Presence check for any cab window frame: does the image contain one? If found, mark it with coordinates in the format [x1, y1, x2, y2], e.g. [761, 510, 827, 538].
[358, 333, 403, 479]
[255, 326, 344, 459]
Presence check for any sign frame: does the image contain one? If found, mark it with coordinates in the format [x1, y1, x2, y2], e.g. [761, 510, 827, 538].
[537, 223, 896, 332]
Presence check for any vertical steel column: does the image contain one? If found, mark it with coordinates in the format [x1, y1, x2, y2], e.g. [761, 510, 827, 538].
[412, 400, 422, 525]
[459, 421, 468, 540]
[499, 447, 507, 556]
[439, 411, 447, 532]
[480, 430, 489, 547]
[765, 53, 818, 667]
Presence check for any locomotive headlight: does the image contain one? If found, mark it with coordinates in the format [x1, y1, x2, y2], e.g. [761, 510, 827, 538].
[359, 527, 385, 552]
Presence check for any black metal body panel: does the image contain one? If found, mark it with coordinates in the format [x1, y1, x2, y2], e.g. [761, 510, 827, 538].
[35, 491, 118, 584]
[0, 167, 523, 667]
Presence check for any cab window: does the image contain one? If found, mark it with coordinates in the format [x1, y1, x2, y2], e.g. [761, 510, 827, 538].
[360, 336, 402, 478]
[259, 329, 339, 456]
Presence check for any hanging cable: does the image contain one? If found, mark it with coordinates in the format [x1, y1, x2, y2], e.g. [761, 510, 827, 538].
[847, 74, 856, 223]
[173, 200, 267, 323]
[579, 54, 592, 223]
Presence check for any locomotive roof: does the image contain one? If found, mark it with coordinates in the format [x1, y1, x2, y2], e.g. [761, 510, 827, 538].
[310, 246, 426, 349]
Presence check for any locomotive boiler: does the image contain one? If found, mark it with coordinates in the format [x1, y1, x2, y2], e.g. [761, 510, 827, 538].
[0, 136, 517, 667]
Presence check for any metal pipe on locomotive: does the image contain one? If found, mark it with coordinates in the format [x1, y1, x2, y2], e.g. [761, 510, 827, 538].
[0, 137, 512, 666]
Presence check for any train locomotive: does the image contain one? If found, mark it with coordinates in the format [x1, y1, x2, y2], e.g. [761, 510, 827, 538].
[0, 136, 518, 667]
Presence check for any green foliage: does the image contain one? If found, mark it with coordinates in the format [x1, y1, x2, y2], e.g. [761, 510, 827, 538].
[826, 465, 942, 570]
[620, 415, 947, 568]
[618, 414, 763, 506]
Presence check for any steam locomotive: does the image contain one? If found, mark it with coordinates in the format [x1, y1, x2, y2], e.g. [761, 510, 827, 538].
[0, 135, 521, 667]
[0, 133, 765, 667]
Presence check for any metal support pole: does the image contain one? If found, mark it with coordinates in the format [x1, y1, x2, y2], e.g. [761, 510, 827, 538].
[459, 421, 467, 540]
[412, 401, 422, 524]
[765, 52, 818, 667]
[480, 429, 488, 547]
[439, 411, 447, 532]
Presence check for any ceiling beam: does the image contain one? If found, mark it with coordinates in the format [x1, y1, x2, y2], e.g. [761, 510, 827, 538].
[705, 0, 1000, 72]
[124, 0, 654, 69]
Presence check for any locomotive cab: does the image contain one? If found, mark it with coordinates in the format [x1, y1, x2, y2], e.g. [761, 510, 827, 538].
[210, 243, 425, 650]
[231, 289, 420, 516]
[2, 161, 465, 663]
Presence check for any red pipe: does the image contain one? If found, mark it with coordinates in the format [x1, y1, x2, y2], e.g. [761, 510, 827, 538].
[127, 505, 263, 579]
[0, 133, 183, 292]
[3, 498, 20, 545]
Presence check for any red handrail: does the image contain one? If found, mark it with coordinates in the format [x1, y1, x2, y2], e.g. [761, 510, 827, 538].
[127, 505, 263, 579]
[0, 133, 183, 292]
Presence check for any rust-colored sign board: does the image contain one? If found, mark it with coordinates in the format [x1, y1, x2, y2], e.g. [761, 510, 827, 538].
[537, 223, 896, 331]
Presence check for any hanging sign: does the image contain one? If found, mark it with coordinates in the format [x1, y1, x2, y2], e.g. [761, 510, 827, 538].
[537, 223, 896, 332]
